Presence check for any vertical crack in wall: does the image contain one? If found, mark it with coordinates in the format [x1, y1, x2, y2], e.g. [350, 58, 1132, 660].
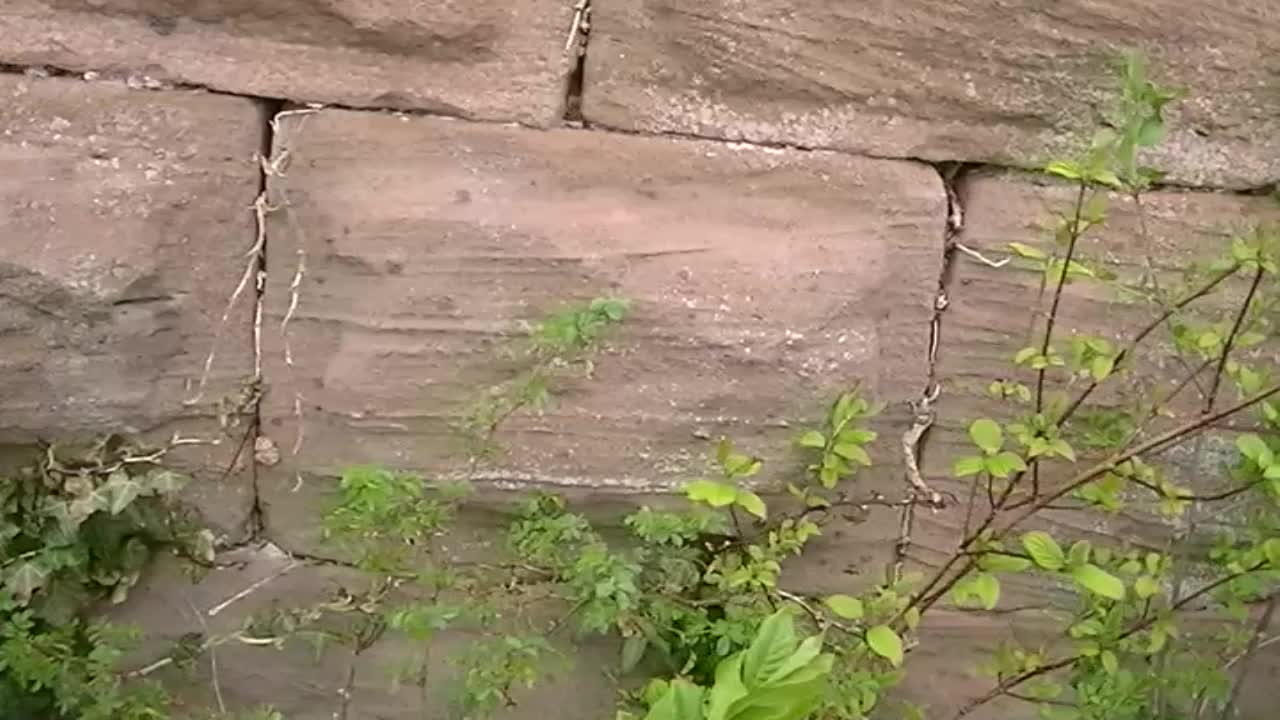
[890, 162, 970, 584]
[563, 0, 591, 122]
[244, 98, 285, 541]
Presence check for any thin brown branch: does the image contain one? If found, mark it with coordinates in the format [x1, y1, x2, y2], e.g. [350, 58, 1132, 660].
[1219, 592, 1277, 720]
[1207, 264, 1266, 413]
[1036, 182, 1089, 413]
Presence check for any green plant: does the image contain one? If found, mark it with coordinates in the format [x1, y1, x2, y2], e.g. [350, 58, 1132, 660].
[0, 436, 212, 719]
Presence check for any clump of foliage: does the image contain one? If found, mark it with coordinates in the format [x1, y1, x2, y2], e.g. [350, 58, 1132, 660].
[0, 436, 212, 719]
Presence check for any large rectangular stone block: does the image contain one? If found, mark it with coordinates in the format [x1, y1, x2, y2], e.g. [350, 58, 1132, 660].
[0, 74, 264, 535]
[583, 0, 1280, 188]
[257, 111, 944, 553]
[1, 0, 578, 125]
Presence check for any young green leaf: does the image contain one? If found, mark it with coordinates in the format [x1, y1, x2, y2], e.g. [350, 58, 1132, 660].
[1134, 575, 1160, 599]
[734, 490, 768, 520]
[969, 419, 1004, 455]
[973, 573, 1000, 610]
[985, 451, 1027, 479]
[797, 431, 827, 449]
[1100, 649, 1119, 675]
[865, 625, 903, 667]
[832, 443, 872, 466]
[823, 594, 864, 620]
[1072, 563, 1126, 601]
[1021, 532, 1066, 571]
[1236, 434, 1273, 467]
[742, 611, 798, 687]
[1263, 538, 1280, 568]
[953, 456, 986, 477]
[1009, 242, 1047, 260]
[978, 553, 1032, 573]
[685, 480, 738, 508]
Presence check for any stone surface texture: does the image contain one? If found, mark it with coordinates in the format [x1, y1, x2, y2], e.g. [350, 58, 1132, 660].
[0, 73, 262, 535]
[583, 0, 1280, 188]
[256, 110, 943, 553]
[0, 0, 577, 125]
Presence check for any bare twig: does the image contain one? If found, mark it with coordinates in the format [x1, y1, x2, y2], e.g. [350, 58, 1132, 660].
[207, 560, 302, 617]
[1035, 182, 1089, 412]
[955, 242, 1010, 268]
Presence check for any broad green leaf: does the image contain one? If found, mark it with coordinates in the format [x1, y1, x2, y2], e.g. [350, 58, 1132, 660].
[1021, 532, 1065, 571]
[1134, 575, 1160, 599]
[832, 443, 872, 466]
[823, 594, 864, 620]
[644, 679, 705, 720]
[1237, 434, 1273, 467]
[735, 491, 768, 520]
[1045, 160, 1082, 180]
[985, 451, 1027, 479]
[969, 419, 1003, 455]
[1014, 347, 1039, 364]
[973, 573, 1000, 610]
[686, 480, 739, 508]
[706, 654, 749, 720]
[797, 431, 826, 449]
[621, 635, 648, 673]
[103, 470, 143, 515]
[1050, 439, 1077, 462]
[742, 611, 798, 687]
[865, 625, 903, 667]
[978, 552, 1032, 573]
[1090, 355, 1115, 382]
[952, 456, 986, 477]
[1072, 563, 1125, 601]
[1136, 118, 1164, 147]
[1068, 541, 1092, 567]
[5, 560, 50, 605]
[765, 635, 825, 685]
[836, 429, 877, 445]
[1100, 650, 1119, 675]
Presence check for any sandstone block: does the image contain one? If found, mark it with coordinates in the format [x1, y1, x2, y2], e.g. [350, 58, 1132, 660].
[256, 111, 944, 553]
[1, 0, 577, 125]
[583, 0, 1280, 188]
[0, 74, 263, 535]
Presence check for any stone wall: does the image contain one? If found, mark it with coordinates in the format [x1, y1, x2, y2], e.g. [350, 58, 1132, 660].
[1, 2, 1278, 719]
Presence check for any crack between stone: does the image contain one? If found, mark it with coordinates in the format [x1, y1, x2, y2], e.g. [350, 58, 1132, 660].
[0, 61, 1271, 195]
[244, 98, 285, 542]
[562, 0, 590, 122]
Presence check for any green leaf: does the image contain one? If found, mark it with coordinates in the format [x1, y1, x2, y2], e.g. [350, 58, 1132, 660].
[645, 678, 705, 720]
[1263, 539, 1280, 568]
[1134, 576, 1160, 599]
[865, 625, 903, 667]
[686, 480, 738, 508]
[1100, 650, 1119, 674]
[1090, 355, 1116, 382]
[742, 611, 798, 687]
[1072, 564, 1126, 601]
[1136, 118, 1164, 147]
[985, 451, 1027, 479]
[5, 560, 50, 605]
[969, 419, 1003, 455]
[952, 456, 986, 477]
[978, 553, 1032, 573]
[1237, 434, 1272, 466]
[706, 655, 749, 720]
[836, 429, 877, 445]
[823, 594, 864, 620]
[1021, 532, 1066, 571]
[735, 490, 768, 520]
[1009, 242, 1047, 260]
[973, 572, 1000, 610]
[832, 443, 872, 466]
[765, 635, 826, 685]
[1050, 438, 1077, 462]
[621, 635, 648, 673]
[1068, 540, 1092, 567]
[145, 468, 189, 495]
[1046, 160, 1082, 180]
[797, 431, 827, 449]
[103, 470, 143, 515]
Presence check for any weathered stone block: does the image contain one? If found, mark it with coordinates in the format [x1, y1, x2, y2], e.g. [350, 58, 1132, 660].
[0, 74, 263, 535]
[583, 0, 1280, 188]
[256, 111, 944, 553]
[0, 0, 577, 125]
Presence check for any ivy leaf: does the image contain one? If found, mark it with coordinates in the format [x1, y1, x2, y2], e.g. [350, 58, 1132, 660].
[1072, 563, 1126, 601]
[145, 469, 190, 495]
[685, 480, 738, 508]
[985, 451, 1027, 479]
[953, 456, 986, 478]
[865, 625, 903, 667]
[5, 560, 51, 605]
[797, 431, 827, 449]
[969, 419, 1003, 455]
[103, 471, 143, 515]
[734, 490, 768, 520]
[1021, 532, 1065, 571]
[824, 594, 864, 620]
